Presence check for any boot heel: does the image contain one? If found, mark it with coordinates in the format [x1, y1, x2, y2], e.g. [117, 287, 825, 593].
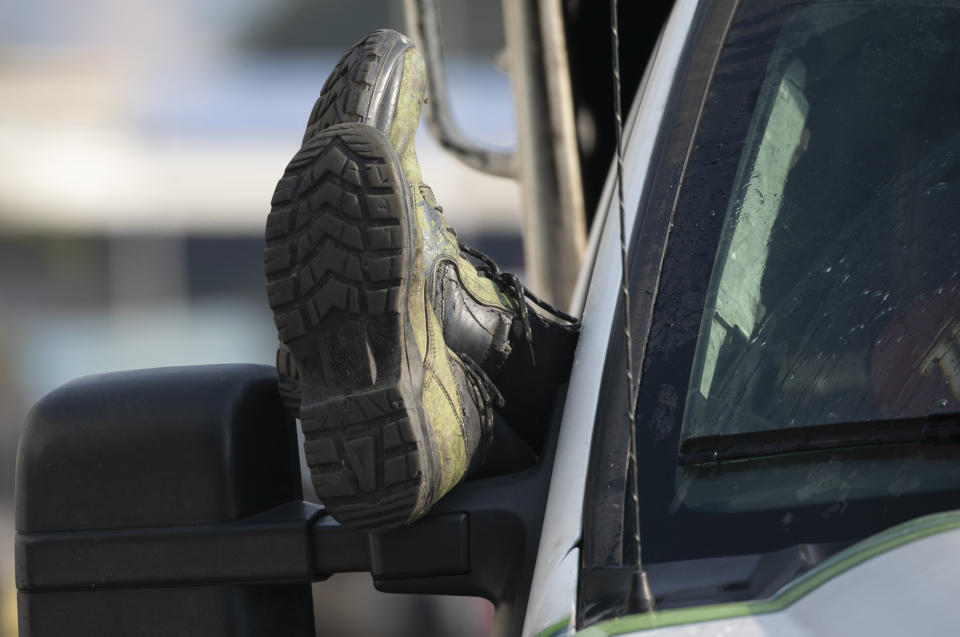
[300, 387, 425, 530]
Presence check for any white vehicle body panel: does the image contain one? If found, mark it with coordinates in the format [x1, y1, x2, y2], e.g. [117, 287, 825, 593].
[578, 520, 960, 637]
[523, 1, 701, 634]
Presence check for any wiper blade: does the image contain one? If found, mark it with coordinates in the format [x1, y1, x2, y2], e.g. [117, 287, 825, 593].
[677, 412, 960, 466]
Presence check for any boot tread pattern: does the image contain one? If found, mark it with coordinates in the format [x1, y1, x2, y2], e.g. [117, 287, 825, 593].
[303, 30, 405, 142]
[266, 131, 404, 331]
[300, 386, 423, 529]
[265, 124, 426, 530]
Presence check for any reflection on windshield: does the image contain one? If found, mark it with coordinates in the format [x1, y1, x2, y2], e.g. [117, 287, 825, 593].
[699, 58, 810, 399]
[685, 2, 960, 438]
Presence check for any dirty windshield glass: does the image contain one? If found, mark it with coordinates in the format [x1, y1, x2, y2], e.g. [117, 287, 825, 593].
[628, 0, 960, 565]
[683, 1, 960, 437]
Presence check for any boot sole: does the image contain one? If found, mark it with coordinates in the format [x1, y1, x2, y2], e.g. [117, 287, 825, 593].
[264, 124, 435, 530]
[274, 29, 416, 417]
[303, 29, 413, 144]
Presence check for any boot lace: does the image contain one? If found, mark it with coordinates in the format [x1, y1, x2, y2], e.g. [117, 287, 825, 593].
[422, 182, 581, 362]
[459, 354, 504, 455]
[457, 243, 581, 365]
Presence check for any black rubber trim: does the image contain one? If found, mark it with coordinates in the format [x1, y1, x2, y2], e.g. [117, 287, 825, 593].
[16, 503, 474, 591]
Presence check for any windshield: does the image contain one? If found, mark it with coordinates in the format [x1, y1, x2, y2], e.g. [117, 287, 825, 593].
[686, 1, 960, 438]
[621, 0, 960, 567]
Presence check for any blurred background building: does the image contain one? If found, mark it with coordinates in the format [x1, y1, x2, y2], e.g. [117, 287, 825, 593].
[0, 0, 524, 634]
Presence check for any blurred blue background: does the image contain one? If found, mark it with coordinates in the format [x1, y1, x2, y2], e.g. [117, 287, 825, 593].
[0, 1, 525, 634]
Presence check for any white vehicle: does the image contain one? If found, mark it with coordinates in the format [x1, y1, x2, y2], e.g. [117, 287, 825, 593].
[528, 0, 960, 634]
[15, 1, 960, 636]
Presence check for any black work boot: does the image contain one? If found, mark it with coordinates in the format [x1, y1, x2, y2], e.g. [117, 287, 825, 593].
[265, 123, 497, 530]
[277, 27, 579, 389]
[267, 30, 580, 522]
[275, 28, 428, 415]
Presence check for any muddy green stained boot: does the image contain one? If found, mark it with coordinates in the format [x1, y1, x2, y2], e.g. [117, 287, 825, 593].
[312, 29, 525, 364]
[277, 29, 555, 396]
[265, 123, 497, 530]
[274, 29, 579, 457]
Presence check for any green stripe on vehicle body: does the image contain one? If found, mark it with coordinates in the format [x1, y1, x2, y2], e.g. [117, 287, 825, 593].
[534, 616, 573, 637]
[575, 510, 960, 635]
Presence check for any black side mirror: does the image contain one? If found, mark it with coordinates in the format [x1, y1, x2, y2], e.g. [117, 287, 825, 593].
[15, 364, 559, 636]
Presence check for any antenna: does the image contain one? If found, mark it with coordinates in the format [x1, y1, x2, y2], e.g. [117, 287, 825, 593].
[610, 0, 655, 614]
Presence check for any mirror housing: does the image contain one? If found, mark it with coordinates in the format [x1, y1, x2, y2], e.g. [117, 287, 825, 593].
[15, 364, 558, 636]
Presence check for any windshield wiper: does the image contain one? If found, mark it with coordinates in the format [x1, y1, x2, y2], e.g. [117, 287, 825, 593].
[677, 411, 960, 466]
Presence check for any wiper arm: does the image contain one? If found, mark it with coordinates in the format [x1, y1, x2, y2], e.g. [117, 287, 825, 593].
[677, 412, 960, 466]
